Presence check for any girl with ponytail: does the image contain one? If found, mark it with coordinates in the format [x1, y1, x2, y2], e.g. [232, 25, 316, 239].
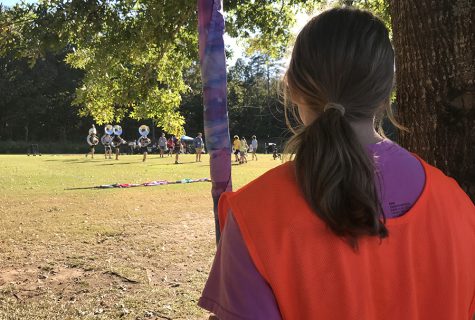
[199, 7, 475, 320]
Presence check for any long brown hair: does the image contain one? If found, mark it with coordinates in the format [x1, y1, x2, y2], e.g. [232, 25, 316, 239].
[284, 7, 395, 247]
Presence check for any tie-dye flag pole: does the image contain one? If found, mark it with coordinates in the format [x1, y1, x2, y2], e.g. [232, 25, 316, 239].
[198, 0, 232, 243]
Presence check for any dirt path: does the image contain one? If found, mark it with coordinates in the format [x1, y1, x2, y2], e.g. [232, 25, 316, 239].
[0, 192, 216, 319]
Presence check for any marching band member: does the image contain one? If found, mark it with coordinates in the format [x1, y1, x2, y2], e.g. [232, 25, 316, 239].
[86, 124, 99, 159]
[138, 125, 151, 162]
[239, 136, 248, 164]
[171, 135, 182, 164]
[251, 135, 258, 161]
[101, 125, 114, 159]
[158, 133, 167, 158]
[112, 125, 126, 160]
[167, 136, 175, 156]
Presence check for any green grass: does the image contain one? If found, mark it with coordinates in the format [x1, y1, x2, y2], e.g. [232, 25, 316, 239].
[0, 153, 280, 319]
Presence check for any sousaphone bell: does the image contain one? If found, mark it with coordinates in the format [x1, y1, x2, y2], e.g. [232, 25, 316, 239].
[138, 125, 151, 147]
[104, 124, 114, 135]
[86, 125, 99, 146]
[112, 125, 126, 147]
[113, 125, 123, 136]
[101, 124, 114, 146]
[139, 125, 150, 137]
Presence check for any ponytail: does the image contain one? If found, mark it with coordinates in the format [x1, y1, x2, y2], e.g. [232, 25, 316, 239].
[286, 107, 388, 248]
[283, 7, 395, 248]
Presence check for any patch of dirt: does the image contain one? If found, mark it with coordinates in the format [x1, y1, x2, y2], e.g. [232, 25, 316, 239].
[0, 266, 85, 286]
[49, 267, 84, 283]
[0, 207, 216, 318]
[0, 266, 87, 299]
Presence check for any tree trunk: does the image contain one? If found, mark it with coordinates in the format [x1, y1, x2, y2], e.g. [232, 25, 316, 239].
[151, 119, 156, 141]
[0, 121, 5, 140]
[59, 126, 67, 142]
[24, 123, 29, 142]
[390, 0, 475, 201]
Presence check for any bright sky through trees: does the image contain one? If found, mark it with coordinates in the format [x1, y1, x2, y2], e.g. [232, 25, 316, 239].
[1, 0, 35, 6]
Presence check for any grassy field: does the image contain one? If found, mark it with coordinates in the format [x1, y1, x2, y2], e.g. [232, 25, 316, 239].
[0, 153, 281, 320]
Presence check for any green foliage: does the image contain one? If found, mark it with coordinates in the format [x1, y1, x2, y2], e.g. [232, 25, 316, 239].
[226, 54, 287, 141]
[0, 0, 390, 137]
[1, 0, 299, 136]
[351, 0, 391, 30]
[1, 0, 196, 136]
[317, 0, 391, 31]
[0, 52, 84, 142]
[179, 53, 288, 143]
[224, 0, 299, 58]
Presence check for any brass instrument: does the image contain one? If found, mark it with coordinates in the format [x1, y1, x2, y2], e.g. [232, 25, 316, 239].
[101, 134, 113, 146]
[101, 125, 113, 146]
[139, 125, 150, 137]
[104, 124, 114, 135]
[113, 125, 123, 136]
[111, 125, 126, 147]
[86, 125, 99, 146]
[138, 125, 151, 147]
[138, 136, 151, 147]
[88, 125, 97, 135]
[87, 135, 99, 146]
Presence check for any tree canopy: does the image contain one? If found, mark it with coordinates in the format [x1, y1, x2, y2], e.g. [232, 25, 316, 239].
[0, 0, 389, 136]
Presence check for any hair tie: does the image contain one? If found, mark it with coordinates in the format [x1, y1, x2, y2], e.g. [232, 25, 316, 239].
[324, 102, 345, 116]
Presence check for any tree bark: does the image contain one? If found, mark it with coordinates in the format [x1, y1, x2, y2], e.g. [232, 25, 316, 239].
[24, 123, 29, 143]
[59, 126, 67, 142]
[390, 0, 475, 201]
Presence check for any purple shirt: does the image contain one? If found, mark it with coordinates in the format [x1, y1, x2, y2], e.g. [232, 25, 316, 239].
[198, 212, 281, 319]
[367, 140, 424, 218]
[199, 140, 425, 319]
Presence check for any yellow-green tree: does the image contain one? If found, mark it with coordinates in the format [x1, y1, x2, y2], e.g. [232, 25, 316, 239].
[0, 0, 298, 136]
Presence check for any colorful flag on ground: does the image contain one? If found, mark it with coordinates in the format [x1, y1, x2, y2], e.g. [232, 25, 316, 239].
[65, 178, 211, 190]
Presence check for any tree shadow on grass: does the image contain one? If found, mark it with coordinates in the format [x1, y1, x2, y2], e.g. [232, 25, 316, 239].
[149, 161, 198, 166]
[98, 162, 135, 166]
[44, 159, 80, 162]
[45, 159, 101, 164]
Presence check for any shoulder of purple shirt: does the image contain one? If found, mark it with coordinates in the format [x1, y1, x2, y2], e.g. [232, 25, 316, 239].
[199, 139, 426, 319]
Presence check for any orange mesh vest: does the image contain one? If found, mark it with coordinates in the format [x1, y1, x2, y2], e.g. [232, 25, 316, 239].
[218, 159, 475, 319]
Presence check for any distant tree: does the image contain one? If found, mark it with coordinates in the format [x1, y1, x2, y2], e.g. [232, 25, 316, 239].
[0, 0, 301, 136]
[226, 55, 287, 142]
[0, 52, 84, 142]
[179, 55, 287, 142]
[180, 64, 205, 136]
